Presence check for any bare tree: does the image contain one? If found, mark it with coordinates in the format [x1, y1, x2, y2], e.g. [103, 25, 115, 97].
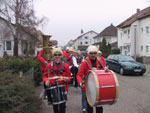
[0, 0, 47, 56]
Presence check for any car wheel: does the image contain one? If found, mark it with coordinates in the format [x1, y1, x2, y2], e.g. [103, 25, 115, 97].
[120, 67, 124, 75]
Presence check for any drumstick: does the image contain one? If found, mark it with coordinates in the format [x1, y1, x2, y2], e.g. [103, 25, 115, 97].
[47, 76, 73, 80]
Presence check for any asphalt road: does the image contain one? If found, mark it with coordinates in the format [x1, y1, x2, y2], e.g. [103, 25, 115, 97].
[38, 64, 150, 113]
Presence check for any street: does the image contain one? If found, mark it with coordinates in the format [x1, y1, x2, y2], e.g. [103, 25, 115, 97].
[39, 64, 150, 113]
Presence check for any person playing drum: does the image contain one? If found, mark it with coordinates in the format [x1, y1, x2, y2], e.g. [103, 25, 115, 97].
[76, 45, 108, 113]
[43, 47, 71, 113]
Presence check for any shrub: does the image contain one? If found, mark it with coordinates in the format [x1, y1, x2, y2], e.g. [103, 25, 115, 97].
[0, 57, 42, 86]
[31, 59, 42, 86]
[0, 58, 10, 71]
[0, 71, 42, 113]
[111, 48, 120, 54]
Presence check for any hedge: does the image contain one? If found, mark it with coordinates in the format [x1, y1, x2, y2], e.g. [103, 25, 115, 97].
[0, 71, 42, 113]
[0, 57, 42, 86]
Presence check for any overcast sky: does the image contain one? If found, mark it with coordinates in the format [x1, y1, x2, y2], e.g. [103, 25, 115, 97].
[34, 0, 150, 46]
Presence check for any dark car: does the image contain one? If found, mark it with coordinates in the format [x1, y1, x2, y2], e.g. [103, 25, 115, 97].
[106, 54, 146, 75]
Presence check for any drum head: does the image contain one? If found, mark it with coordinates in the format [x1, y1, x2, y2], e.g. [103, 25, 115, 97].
[86, 71, 98, 106]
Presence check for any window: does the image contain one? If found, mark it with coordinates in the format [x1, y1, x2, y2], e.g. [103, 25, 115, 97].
[141, 28, 143, 32]
[80, 42, 82, 45]
[128, 29, 130, 35]
[141, 46, 143, 51]
[3, 42, 5, 50]
[146, 46, 149, 53]
[124, 46, 127, 49]
[124, 30, 127, 33]
[146, 26, 149, 34]
[128, 29, 130, 38]
[85, 41, 88, 44]
[120, 33, 122, 38]
[128, 46, 130, 52]
[6, 41, 11, 50]
[85, 36, 88, 39]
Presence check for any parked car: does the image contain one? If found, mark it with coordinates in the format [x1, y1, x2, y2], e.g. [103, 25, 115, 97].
[106, 54, 146, 75]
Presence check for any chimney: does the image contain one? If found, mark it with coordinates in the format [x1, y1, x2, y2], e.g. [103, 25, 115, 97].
[81, 29, 84, 34]
[136, 8, 140, 13]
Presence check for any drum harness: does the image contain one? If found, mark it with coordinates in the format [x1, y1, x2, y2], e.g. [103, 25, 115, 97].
[50, 61, 67, 106]
[51, 61, 65, 84]
[85, 59, 104, 70]
[83, 60, 95, 86]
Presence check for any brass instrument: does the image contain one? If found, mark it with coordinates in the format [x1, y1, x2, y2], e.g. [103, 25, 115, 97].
[42, 35, 53, 62]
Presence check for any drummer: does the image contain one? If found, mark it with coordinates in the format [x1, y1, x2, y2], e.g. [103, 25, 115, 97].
[43, 47, 71, 113]
[76, 45, 108, 113]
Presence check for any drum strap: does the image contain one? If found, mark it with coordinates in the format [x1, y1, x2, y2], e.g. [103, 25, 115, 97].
[51, 61, 54, 74]
[60, 61, 64, 75]
[51, 61, 64, 75]
[85, 60, 93, 70]
[98, 59, 105, 69]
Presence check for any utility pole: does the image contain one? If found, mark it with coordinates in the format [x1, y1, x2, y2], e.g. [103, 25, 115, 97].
[134, 25, 137, 61]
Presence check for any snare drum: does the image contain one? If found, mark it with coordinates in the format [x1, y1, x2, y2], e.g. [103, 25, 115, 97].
[85, 70, 119, 107]
[46, 85, 67, 105]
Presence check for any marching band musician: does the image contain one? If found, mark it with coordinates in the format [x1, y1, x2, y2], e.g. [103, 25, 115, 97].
[63, 46, 71, 64]
[76, 45, 108, 113]
[37, 42, 53, 99]
[97, 50, 106, 68]
[43, 47, 71, 113]
[69, 47, 79, 88]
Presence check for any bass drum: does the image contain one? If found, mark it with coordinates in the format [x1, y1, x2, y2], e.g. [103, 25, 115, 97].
[85, 70, 119, 107]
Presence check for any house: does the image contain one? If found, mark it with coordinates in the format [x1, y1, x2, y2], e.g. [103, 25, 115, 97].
[0, 17, 42, 57]
[73, 30, 98, 51]
[93, 24, 118, 49]
[117, 7, 150, 63]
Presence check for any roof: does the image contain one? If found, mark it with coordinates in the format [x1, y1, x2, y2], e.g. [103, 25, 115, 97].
[0, 16, 43, 40]
[94, 24, 117, 38]
[117, 6, 150, 28]
[77, 30, 98, 39]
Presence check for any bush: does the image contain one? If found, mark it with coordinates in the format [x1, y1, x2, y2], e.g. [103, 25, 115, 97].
[0, 58, 10, 71]
[31, 59, 42, 86]
[111, 48, 120, 54]
[0, 57, 42, 86]
[0, 71, 42, 113]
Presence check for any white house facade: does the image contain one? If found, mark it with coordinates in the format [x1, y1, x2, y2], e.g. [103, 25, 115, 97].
[118, 26, 131, 55]
[0, 17, 41, 57]
[117, 7, 150, 63]
[93, 24, 118, 49]
[76, 30, 98, 51]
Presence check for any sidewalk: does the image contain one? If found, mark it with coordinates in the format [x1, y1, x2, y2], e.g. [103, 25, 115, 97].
[35, 84, 82, 113]
[145, 64, 150, 75]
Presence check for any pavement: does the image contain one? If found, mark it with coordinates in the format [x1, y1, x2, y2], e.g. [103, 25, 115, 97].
[145, 64, 150, 73]
[35, 84, 83, 113]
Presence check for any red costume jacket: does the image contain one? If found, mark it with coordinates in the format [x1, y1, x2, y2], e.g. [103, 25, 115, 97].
[43, 60, 71, 92]
[99, 56, 106, 67]
[76, 57, 106, 91]
[37, 49, 46, 71]
[37, 49, 53, 71]
[63, 51, 71, 62]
